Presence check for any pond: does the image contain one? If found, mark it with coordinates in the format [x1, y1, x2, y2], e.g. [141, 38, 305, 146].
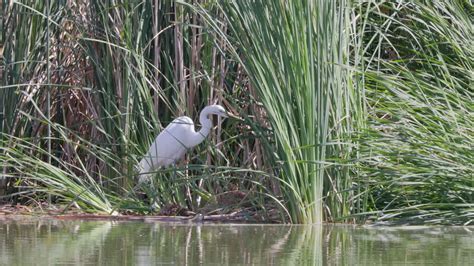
[0, 218, 472, 265]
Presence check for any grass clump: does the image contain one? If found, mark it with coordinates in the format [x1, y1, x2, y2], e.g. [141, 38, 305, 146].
[1, 0, 472, 225]
[355, 1, 474, 225]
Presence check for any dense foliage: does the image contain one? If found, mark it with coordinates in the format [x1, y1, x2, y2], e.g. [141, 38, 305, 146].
[1, 0, 472, 224]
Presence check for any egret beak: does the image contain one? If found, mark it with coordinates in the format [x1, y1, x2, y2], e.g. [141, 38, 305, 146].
[226, 112, 243, 121]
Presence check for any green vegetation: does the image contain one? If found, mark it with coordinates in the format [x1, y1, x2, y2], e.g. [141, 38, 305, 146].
[1, 1, 472, 225]
[356, 1, 473, 225]
[188, 0, 361, 223]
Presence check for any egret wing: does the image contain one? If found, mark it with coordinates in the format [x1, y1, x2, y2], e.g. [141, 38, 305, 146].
[138, 116, 194, 177]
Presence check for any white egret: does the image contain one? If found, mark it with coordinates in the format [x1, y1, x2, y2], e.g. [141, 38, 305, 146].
[137, 104, 229, 182]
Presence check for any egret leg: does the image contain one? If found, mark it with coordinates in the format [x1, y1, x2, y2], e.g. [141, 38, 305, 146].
[171, 163, 180, 203]
[171, 162, 192, 208]
[150, 175, 160, 211]
[184, 161, 193, 208]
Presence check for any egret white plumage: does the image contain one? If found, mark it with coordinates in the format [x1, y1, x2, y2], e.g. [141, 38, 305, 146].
[137, 104, 228, 182]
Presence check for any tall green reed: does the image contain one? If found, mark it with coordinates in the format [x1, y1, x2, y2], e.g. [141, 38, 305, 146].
[187, 0, 362, 223]
[355, 1, 473, 225]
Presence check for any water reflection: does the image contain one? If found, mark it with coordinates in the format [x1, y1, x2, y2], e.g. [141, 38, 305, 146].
[0, 219, 472, 265]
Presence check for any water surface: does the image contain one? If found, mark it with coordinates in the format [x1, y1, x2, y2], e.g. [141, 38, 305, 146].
[0, 218, 472, 265]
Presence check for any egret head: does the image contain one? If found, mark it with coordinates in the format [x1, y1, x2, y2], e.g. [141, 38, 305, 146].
[205, 104, 228, 118]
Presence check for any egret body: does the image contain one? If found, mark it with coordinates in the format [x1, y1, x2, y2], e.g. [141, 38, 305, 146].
[137, 105, 228, 182]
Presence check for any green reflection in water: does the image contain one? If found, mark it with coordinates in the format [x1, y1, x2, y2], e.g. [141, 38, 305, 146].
[0, 220, 472, 265]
